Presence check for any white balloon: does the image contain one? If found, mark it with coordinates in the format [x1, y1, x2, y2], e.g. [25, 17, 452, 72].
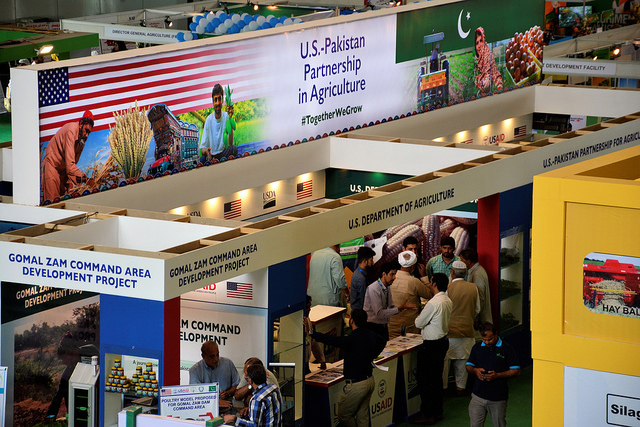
[256, 15, 266, 25]
[216, 10, 224, 17]
[205, 13, 215, 22]
[293, 18, 302, 24]
[266, 15, 276, 22]
[196, 23, 206, 33]
[248, 21, 258, 30]
[224, 19, 233, 28]
[184, 32, 193, 41]
[275, 22, 283, 27]
[283, 18, 293, 25]
[232, 14, 241, 23]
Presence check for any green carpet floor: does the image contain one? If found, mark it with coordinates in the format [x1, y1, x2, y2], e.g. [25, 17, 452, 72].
[396, 366, 532, 427]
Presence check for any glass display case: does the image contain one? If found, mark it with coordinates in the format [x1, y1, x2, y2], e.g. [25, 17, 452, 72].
[498, 226, 525, 333]
[272, 309, 303, 426]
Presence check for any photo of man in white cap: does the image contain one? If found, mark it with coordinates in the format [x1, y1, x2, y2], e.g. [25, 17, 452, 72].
[388, 250, 434, 339]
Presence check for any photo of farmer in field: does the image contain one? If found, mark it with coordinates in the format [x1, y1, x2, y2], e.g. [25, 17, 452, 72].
[11, 298, 99, 426]
[199, 83, 237, 163]
[41, 111, 96, 201]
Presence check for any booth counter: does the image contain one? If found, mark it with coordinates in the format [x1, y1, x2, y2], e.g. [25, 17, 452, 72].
[304, 333, 423, 427]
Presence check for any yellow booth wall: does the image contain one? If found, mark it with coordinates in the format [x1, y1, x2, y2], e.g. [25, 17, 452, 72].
[531, 145, 640, 426]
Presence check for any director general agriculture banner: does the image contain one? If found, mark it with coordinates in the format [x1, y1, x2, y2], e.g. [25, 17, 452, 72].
[37, 0, 542, 204]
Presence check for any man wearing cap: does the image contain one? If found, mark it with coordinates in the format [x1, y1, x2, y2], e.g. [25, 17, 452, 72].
[425, 236, 460, 281]
[42, 111, 95, 201]
[350, 246, 376, 311]
[388, 250, 434, 339]
[443, 261, 480, 395]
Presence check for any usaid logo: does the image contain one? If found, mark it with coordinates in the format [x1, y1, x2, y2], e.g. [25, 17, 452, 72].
[263, 190, 276, 209]
[483, 133, 505, 144]
[377, 379, 387, 398]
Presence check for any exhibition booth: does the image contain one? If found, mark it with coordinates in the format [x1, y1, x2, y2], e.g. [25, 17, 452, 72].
[2, 109, 640, 425]
[531, 145, 640, 426]
[2, 0, 640, 425]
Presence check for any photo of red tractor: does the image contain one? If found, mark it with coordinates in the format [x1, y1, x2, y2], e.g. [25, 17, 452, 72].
[583, 258, 640, 309]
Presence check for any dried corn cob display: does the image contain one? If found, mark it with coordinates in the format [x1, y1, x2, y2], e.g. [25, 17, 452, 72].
[422, 215, 441, 261]
[440, 218, 457, 237]
[450, 226, 470, 255]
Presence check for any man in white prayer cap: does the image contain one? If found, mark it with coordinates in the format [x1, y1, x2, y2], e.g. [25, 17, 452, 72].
[388, 250, 434, 339]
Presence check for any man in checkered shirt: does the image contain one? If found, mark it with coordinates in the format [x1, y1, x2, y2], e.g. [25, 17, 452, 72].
[224, 364, 282, 427]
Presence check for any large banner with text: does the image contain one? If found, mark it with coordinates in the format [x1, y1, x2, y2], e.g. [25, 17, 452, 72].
[35, 0, 543, 204]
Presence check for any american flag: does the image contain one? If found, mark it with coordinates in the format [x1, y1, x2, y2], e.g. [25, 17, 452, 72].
[223, 199, 241, 219]
[513, 125, 527, 138]
[296, 180, 313, 200]
[227, 281, 253, 300]
[38, 41, 268, 143]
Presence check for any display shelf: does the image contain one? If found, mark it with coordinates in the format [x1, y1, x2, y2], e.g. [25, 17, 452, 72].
[499, 229, 525, 333]
[272, 309, 303, 426]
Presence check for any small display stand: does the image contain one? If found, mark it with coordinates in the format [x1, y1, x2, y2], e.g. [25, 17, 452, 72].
[69, 357, 100, 427]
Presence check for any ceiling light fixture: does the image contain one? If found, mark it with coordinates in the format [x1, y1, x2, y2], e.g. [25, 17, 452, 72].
[37, 45, 54, 55]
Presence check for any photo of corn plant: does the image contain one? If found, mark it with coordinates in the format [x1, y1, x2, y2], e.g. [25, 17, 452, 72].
[107, 102, 153, 179]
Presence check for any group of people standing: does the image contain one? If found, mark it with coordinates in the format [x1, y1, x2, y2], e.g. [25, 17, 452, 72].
[306, 235, 520, 427]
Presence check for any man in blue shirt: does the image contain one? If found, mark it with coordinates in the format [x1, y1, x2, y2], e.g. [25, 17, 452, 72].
[466, 323, 520, 427]
[189, 340, 240, 411]
[349, 246, 376, 311]
[224, 364, 282, 427]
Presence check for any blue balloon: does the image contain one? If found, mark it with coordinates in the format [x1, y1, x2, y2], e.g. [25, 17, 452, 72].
[218, 12, 228, 21]
[189, 22, 198, 31]
[211, 17, 221, 27]
[176, 32, 185, 42]
[192, 32, 199, 40]
[231, 24, 239, 32]
[244, 15, 253, 24]
[194, 15, 203, 23]
[206, 23, 214, 32]
[238, 20, 246, 28]
[279, 16, 287, 22]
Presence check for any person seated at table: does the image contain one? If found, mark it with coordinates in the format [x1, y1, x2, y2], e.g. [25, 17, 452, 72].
[234, 357, 279, 414]
[189, 340, 240, 411]
[224, 364, 283, 427]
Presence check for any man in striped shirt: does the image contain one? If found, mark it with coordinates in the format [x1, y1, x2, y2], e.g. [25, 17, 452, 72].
[224, 364, 282, 427]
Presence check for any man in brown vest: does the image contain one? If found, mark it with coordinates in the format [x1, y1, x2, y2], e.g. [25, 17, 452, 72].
[443, 260, 479, 395]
